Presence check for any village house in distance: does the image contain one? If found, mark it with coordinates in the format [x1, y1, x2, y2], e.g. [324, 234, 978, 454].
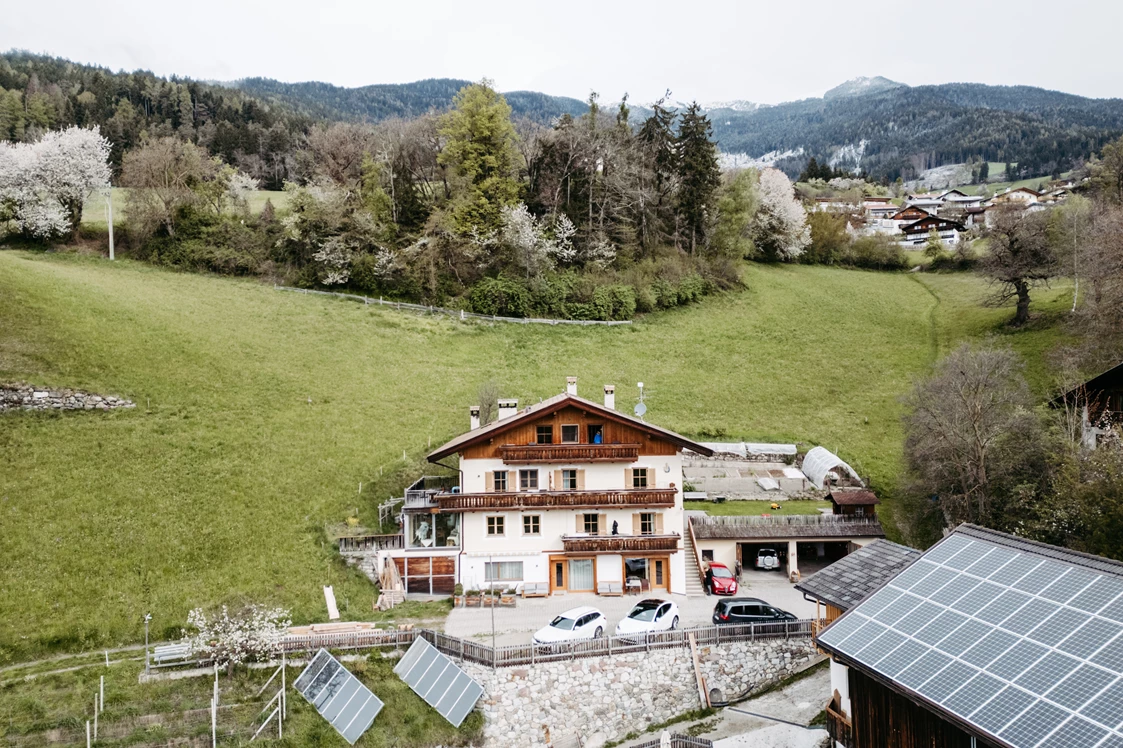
[374, 378, 714, 597]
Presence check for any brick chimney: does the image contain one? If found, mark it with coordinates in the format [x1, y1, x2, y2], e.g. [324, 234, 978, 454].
[566, 376, 578, 396]
[469, 405, 481, 430]
[498, 398, 518, 420]
[604, 385, 615, 410]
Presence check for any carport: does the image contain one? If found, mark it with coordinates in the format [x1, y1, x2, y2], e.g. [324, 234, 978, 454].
[689, 514, 886, 581]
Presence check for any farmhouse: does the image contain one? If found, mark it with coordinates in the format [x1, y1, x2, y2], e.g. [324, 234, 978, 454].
[1051, 360, 1123, 449]
[900, 215, 965, 247]
[370, 378, 713, 597]
[992, 186, 1042, 204]
[816, 524, 1123, 748]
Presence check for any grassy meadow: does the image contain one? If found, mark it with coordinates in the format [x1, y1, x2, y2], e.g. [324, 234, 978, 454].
[0, 251, 1073, 663]
[79, 188, 289, 230]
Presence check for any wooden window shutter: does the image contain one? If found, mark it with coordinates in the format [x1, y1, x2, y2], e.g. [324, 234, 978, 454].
[577, 514, 583, 533]
[599, 514, 607, 536]
[577, 469, 585, 490]
[508, 471, 516, 492]
[632, 513, 641, 535]
[655, 514, 664, 534]
[553, 470, 562, 491]
[625, 467, 632, 487]
[647, 468, 656, 487]
[485, 472, 494, 492]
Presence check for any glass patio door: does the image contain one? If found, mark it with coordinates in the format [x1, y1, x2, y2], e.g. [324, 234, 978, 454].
[569, 559, 594, 591]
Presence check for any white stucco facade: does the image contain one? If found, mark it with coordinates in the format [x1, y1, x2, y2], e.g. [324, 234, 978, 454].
[454, 452, 688, 595]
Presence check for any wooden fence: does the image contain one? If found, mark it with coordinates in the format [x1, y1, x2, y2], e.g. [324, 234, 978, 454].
[275, 286, 632, 326]
[277, 619, 819, 669]
[631, 735, 714, 748]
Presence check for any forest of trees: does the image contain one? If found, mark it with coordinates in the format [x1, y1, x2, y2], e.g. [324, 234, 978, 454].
[1, 65, 823, 320]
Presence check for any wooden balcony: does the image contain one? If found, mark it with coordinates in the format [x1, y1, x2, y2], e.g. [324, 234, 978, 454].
[435, 488, 676, 512]
[498, 443, 641, 463]
[561, 533, 680, 554]
[338, 534, 404, 554]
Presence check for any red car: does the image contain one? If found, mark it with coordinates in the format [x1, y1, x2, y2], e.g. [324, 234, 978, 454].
[707, 562, 738, 595]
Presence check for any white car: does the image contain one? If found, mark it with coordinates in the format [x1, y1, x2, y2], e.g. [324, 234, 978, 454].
[756, 548, 780, 571]
[614, 598, 680, 637]
[532, 606, 607, 644]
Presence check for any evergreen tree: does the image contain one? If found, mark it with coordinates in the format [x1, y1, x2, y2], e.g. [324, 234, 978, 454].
[437, 80, 522, 235]
[675, 102, 721, 253]
[1005, 161, 1014, 181]
[635, 94, 678, 253]
[800, 157, 821, 182]
[979, 161, 989, 182]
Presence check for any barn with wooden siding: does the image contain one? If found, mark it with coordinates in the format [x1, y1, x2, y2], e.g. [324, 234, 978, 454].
[816, 524, 1123, 748]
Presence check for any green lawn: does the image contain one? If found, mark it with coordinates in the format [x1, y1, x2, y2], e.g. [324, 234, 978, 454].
[0, 252, 1070, 663]
[0, 654, 482, 747]
[684, 500, 831, 516]
[80, 189, 289, 230]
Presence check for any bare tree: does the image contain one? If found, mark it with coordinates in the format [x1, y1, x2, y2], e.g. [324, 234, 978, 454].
[304, 123, 375, 190]
[477, 380, 500, 425]
[120, 137, 216, 240]
[981, 205, 1060, 326]
[903, 344, 1038, 529]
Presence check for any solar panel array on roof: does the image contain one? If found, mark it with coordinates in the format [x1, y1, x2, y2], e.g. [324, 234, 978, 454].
[293, 649, 383, 744]
[393, 637, 484, 727]
[818, 528, 1123, 748]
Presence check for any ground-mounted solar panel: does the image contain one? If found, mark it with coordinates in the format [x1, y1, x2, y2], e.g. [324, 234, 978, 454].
[293, 649, 383, 744]
[393, 637, 483, 727]
[815, 525, 1123, 748]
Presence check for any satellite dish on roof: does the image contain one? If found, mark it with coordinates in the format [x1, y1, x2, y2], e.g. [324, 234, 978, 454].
[634, 401, 647, 418]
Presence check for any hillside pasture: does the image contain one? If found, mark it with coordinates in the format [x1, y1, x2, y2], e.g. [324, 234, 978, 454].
[0, 252, 1069, 662]
[79, 189, 289, 230]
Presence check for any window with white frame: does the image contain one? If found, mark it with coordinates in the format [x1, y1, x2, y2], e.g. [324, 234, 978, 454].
[493, 470, 508, 491]
[484, 561, 523, 583]
[487, 516, 505, 536]
[519, 469, 538, 490]
[562, 469, 578, 490]
[522, 515, 540, 535]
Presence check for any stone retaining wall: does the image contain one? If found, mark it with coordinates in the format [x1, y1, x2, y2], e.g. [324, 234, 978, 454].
[1, 382, 135, 412]
[461, 638, 818, 748]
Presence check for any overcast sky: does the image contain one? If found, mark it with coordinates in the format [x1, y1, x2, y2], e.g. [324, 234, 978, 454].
[4, 0, 1120, 105]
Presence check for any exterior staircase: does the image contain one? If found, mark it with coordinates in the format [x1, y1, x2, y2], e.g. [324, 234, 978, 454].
[683, 524, 706, 597]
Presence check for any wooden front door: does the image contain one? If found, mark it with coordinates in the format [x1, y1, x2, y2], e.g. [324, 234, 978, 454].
[652, 558, 667, 590]
[549, 556, 567, 594]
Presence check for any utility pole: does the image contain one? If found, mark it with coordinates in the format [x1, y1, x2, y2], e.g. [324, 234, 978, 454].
[104, 188, 115, 261]
[144, 614, 151, 674]
[489, 555, 496, 651]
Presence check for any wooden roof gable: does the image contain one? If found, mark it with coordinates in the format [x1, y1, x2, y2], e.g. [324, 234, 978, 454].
[427, 392, 714, 462]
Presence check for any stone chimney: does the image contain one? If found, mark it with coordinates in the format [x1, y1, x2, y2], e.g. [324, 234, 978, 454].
[469, 405, 481, 430]
[604, 385, 615, 410]
[498, 398, 518, 420]
[566, 376, 578, 396]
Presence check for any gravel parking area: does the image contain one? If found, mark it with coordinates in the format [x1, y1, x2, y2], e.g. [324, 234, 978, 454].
[444, 570, 818, 645]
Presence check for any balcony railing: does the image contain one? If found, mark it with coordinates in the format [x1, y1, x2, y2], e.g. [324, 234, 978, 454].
[561, 533, 681, 554]
[435, 487, 676, 512]
[338, 534, 404, 554]
[498, 443, 641, 463]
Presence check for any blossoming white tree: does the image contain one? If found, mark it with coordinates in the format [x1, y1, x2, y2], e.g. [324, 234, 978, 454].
[181, 604, 291, 670]
[750, 168, 810, 261]
[0, 126, 111, 241]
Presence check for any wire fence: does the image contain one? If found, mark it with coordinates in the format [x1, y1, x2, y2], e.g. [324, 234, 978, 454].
[278, 619, 819, 669]
[274, 286, 633, 326]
